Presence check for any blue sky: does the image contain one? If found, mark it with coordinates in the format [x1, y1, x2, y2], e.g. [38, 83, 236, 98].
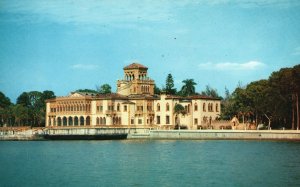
[1, 0, 300, 103]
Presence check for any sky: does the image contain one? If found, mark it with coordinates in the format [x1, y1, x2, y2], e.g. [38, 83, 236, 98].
[0, 0, 300, 103]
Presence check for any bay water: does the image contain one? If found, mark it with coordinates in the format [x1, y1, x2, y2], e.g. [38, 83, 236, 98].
[1, 140, 300, 187]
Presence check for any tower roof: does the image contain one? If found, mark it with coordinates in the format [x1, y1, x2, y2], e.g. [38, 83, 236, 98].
[124, 63, 148, 70]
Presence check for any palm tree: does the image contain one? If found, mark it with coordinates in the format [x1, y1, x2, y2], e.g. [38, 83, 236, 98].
[174, 103, 186, 129]
[181, 79, 197, 96]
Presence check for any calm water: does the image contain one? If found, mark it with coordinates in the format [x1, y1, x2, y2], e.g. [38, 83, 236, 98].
[1, 140, 300, 187]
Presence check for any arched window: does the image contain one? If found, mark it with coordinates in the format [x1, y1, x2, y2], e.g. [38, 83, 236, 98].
[68, 116, 73, 126]
[194, 103, 198, 111]
[103, 117, 106, 125]
[63, 117, 67, 126]
[211, 103, 214, 112]
[86, 116, 90, 126]
[117, 103, 120, 112]
[96, 117, 99, 125]
[166, 103, 170, 111]
[100, 117, 103, 125]
[80, 116, 84, 126]
[157, 103, 160, 111]
[74, 116, 79, 126]
[203, 103, 206, 112]
[57, 117, 62, 126]
[216, 104, 219, 112]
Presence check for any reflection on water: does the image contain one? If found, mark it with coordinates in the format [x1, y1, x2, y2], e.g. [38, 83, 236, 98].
[0, 140, 300, 187]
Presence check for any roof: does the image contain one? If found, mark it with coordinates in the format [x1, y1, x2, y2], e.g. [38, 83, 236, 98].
[124, 63, 148, 70]
[96, 93, 128, 100]
[187, 95, 221, 100]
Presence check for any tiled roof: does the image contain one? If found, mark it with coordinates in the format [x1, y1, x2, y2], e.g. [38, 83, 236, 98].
[124, 63, 148, 70]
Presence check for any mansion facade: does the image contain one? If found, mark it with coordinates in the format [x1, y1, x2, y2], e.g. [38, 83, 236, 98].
[45, 63, 221, 129]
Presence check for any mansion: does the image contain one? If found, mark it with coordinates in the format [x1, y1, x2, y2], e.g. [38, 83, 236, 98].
[46, 63, 221, 129]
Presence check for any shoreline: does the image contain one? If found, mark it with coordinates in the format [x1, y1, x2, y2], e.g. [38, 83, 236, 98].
[1, 127, 300, 141]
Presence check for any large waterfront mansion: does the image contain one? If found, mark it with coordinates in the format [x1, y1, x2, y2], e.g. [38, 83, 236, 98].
[46, 63, 221, 129]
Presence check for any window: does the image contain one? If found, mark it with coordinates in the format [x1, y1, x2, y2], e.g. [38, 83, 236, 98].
[157, 103, 160, 111]
[194, 103, 198, 111]
[166, 115, 170, 124]
[157, 116, 160, 124]
[138, 119, 142, 124]
[203, 103, 206, 112]
[100, 106, 103, 112]
[166, 103, 170, 111]
[124, 105, 127, 112]
[97, 106, 100, 112]
[117, 103, 120, 112]
[194, 118, 198, 125]
[216, 104, 219, 112]
[131, 119, 134, 124]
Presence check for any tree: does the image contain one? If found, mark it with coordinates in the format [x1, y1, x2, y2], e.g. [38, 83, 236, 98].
[76, 89, 98, 94]
[0, 92, 12, 126]
[201, 85, 220, 98]
[165, 74, 176, 94]
[154, 85, 161, 95]
[173, 103, 186, 129]
[17, 92, 31, 107]
[12, 104, 29, 126]
[97, 84, 112, 94]
[180, 79, 197, 96]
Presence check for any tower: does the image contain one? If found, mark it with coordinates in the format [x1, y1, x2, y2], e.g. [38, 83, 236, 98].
[117, 63, 155, 95]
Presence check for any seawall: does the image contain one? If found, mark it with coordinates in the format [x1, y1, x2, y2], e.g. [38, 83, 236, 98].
[145, 130, 300, 140]
[1, 127, 300, 141]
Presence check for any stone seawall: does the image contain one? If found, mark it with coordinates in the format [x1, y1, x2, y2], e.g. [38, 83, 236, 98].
[1, 128, 300, 141]
[147, 130, 300, 140]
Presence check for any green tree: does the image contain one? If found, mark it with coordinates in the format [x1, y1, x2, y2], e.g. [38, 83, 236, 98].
[0, 92, 12, 126]
[154, 85, 161, 95]
[201, 85, 220, 98]
[165, 74, 176, 94]
[76, 89, 98, 94]
[180, 79, 197, 96]
[97, 84, 112, 94]
[173, 103, 186, 129]
[12, 104, 29, 126]
[17, 92, 31, 107]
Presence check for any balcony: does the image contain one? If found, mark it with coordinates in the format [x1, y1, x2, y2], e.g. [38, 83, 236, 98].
[105, 110, 117, 115]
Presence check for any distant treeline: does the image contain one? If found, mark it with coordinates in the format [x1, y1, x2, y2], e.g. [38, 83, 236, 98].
[0, 91, 55, 127]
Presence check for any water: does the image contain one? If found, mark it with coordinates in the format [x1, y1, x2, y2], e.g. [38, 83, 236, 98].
[1, 140, 300, 187]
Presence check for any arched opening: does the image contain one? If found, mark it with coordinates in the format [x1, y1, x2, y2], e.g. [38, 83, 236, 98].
[100, 117, 103, 125]
[68, 116, 73, 126]
[63, 117, 67, 126]
[57, 117, 62, 126]
[86, 116, 90, 126]
[74, 116, 79, 126]
[80, 116, 84, 126]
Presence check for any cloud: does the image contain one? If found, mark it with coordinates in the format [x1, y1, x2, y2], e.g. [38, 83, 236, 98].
[198, 61, 266, 71]
[71, 64, 99, 70]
